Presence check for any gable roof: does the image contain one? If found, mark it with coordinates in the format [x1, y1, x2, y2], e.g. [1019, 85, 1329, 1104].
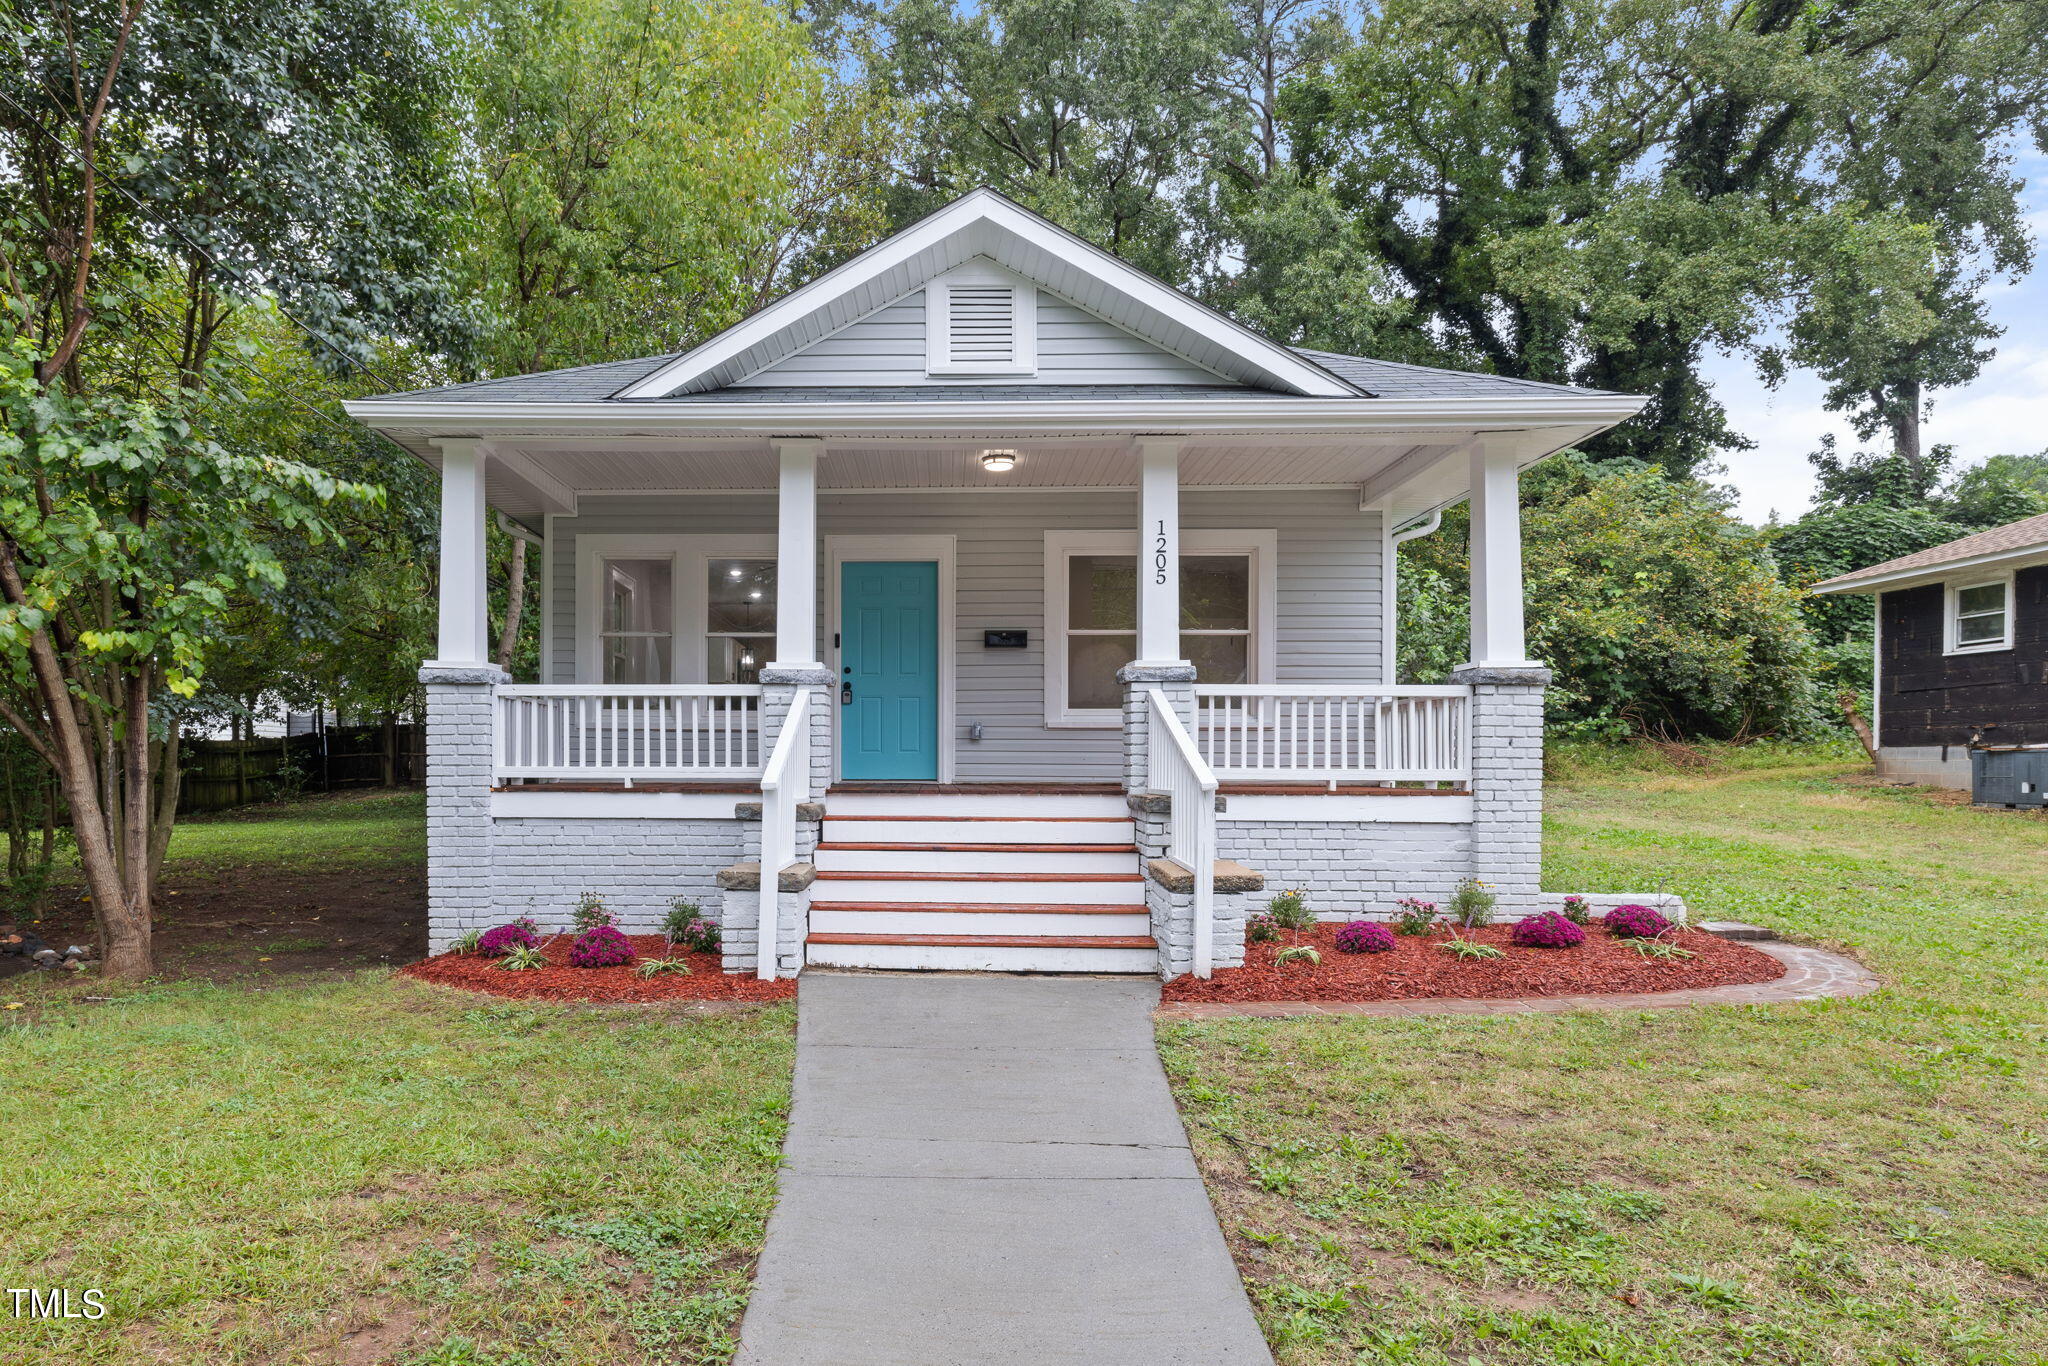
[611, 187, 1358, 399]
[1810, 511, 2048, 594]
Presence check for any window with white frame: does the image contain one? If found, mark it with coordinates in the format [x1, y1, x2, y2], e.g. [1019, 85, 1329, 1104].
[1045, 530, 1274, 725]
[1946, 574, 2013, 653]
[576, 535, 777, 683]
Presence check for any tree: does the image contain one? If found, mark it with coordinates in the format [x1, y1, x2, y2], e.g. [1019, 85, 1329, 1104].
[0, 0, 462, 977]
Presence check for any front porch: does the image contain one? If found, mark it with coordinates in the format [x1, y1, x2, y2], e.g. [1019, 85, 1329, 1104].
[410, 431, 1551, 981]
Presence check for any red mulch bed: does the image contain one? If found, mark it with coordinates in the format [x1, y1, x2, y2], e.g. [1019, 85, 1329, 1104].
[400, 935, 796, 1003]
[1160, 922, 1784, 1004]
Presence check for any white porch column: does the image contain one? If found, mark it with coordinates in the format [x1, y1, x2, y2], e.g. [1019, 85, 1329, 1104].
[1134, 438, 1188, 666]
[1465, 441, 1539, 669]
[431, 438, 490, 666]
[771, 438, 823, 669]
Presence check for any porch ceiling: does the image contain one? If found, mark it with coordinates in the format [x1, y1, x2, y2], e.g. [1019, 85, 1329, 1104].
[455, 433, 1520, 525]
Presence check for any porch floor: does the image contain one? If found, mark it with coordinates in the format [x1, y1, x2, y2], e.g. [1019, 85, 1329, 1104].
[733, 973, 1273, 1365]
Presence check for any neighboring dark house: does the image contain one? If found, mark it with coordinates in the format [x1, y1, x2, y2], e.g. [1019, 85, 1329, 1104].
[1813, 510, 2048, 788]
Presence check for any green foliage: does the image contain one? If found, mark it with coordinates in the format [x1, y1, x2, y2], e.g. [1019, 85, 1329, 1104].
[1436, 935, 1503, 961]
[1273, 945, 1321, 968]
[1770, 500, 1972, 645]
[496, 943, 550, 971]
[1391, 897, 1439, 936]
[1629, 938, 1697, 962]
[449, 929, 483, 956]
[1265, 889, 1315, 933]
[572, 893, 615, 934]
[635, 957, 693, 978]
[1447, 879, 1496, 929]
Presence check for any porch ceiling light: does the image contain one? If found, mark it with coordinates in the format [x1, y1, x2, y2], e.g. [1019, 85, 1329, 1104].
[979, 448, 1019, 473]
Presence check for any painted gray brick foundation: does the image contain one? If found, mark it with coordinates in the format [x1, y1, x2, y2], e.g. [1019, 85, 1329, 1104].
[491, 818, 743, 935]
[1217, 821, 1473, 914]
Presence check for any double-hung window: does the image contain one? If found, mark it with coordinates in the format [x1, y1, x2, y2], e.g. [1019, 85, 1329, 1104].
[1946, 574, 2014, 653]
[576, 535, 778, 683]
[1045, 530, 1274, 725]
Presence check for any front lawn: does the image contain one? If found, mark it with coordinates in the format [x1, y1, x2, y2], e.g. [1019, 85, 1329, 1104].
[1161, 753, 2048, 1364]
[1, 978, 794, 1365]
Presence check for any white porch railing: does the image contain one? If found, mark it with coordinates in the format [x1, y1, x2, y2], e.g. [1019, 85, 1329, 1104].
[493, 685, 763, 783]
[757, 688, 812, 981]
[1192, 685, 1471, 784]
[1147, 687, 1219, 979]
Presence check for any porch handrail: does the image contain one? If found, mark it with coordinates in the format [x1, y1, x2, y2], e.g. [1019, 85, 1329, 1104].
[493, 684, 764, 783]
[756, 688, 812, 981]
[1147, 688, 1218, 980]
[1192, 684, 1470, 784]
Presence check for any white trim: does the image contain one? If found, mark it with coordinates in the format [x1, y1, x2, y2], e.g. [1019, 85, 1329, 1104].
[540, 513, 556, 683]
[491, 446, 578, 515]
[574, 533, 778, 683]
[826, 535, 959, 783]
[434, 438, 491, 664]
[491, 791, 744, 820]
[1218, 794, 1473, 823]
[925, 262, 1038, 376]
[1871, 596, 1882, 748]
[1042, 528, 1278, 728]
[609, 188, 1354, 399]
[1944, 571, 2016, 655]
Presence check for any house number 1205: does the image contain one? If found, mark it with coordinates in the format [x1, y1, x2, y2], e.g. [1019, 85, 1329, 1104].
[1153, 520, 1170, 584]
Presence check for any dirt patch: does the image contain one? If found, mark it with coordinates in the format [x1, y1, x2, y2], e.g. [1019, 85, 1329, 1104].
[31, 865, 425, 984]
[403, 935, 796, 1003]
[1161, 922, 1783, 1004]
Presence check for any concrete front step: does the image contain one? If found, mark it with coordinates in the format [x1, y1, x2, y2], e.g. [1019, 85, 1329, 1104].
[814, 843, 1141, 875]
[810, 904, 1152, 938]
[824, 816, 1137, 845]
[811, 871, 1145, 905]
[804, 934, 1160, 974]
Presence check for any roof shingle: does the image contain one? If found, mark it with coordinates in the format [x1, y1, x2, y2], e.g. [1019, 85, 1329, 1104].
[1810, 511, 2048, 592]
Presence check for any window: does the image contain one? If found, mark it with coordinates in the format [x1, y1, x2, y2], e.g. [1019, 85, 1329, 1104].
[575, 535, 776, 683]
[926, 265, 1037, 375]
[599, 558, 673, 684]
[1946, 574, 2013, 653]
[706, 558, 776, 684]
[1044, 530, 1274, 725]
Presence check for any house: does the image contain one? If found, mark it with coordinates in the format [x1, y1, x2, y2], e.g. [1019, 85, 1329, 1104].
[343, 188, 1646, 979]
[1812, 510, 2048, 789]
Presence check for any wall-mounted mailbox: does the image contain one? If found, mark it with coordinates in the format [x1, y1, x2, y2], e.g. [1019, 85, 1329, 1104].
[983, 629, 1028, 649]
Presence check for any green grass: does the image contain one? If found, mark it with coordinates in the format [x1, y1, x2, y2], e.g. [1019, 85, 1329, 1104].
[0, 978, 794, 1364]
[1161, 750, 2048, 1365]
[163, 789, 426, 872]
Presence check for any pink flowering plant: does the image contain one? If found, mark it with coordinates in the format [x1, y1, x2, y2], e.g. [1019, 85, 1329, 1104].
[476, 921, 539, 957]
[569, 924, 635, 968]
[1603, 904, 1674, 939]
[1510, 910, 1585, 948]
[1334, 920, 1396, 954]
[663, 900, 720, 954]
[1392, 897, 1439, 936]
[1245, 912, 1282, 944]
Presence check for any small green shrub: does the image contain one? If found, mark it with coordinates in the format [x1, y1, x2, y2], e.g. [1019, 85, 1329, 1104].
[449, 929, 483, 956]
[663, 900, 721, 954]
[1630, 938, 1697, 961]
[1266, 889, 1315, 933]
[496, 943, 549, 971]
[1449, 878, 1497, 928]
[1392, 897, 1439, 935]
[1560, 895, 1592, 925]
[635, 957, 692, 978]
[1437, 935, 1504, 961]
[1245, 912, 1282, 943]
[571, 892, 614, 933]
[1274, 945, 1321, 967]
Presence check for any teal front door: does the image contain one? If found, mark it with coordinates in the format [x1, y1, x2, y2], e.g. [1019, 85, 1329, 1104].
[840, 561, 940, 780]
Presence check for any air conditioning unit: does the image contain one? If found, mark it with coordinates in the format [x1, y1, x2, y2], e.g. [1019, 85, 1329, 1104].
[1970, 745, 2048, 808]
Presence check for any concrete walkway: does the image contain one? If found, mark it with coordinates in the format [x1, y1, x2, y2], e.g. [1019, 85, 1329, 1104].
[735, 973, 1274, 1366]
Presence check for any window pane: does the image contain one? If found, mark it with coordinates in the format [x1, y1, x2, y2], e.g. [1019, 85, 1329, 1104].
[1068, 556, 1136, 630]
[604, 558, 671, 634]
[1181, 556, 1249, 630]
[604, 635, 672, 685]
[709, 560, 777, 633]
[706, 635, 773, 685]
[1184, 633, 1248, 683]
[1957, 610, 2007, 645]
[1956, 583, 2006, 617]
[1068, 633, 1135, 710]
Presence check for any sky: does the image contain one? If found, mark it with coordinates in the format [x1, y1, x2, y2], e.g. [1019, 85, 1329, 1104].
[1706, 148, 2048, 524]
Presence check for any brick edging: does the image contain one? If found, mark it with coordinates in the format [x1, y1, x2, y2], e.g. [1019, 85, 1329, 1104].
[1152, 942, 1880, 1020]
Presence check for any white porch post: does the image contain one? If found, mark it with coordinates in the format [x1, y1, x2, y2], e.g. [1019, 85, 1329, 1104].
[1465, 441, 1539, 669]
[432, 438, 491, 666]
[771, 437, 823, 670]
[1134, 438, 1188, 666]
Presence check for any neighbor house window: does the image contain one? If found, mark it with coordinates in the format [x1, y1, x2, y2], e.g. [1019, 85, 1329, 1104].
[1946, 575, 2013, 653]
[707, 558, 776, 684]
[1045, 530, 1274, 725]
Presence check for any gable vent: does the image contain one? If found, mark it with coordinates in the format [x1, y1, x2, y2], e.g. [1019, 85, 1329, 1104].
[928, 272, 1037, 375]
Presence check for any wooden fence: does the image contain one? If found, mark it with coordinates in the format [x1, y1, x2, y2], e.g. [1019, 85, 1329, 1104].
[178, 723, 423, 814]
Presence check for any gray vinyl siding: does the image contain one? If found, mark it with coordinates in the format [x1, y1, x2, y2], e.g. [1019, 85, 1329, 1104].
[733, 290, 1225, 388]
[545, 489, 1384, 781]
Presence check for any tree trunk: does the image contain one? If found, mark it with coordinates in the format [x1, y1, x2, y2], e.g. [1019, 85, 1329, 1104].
[380, 712, 397, 788]
[1836, 689, 1878, 764]
[495, 534, 527, 675]
[147, 718, 181, 895]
